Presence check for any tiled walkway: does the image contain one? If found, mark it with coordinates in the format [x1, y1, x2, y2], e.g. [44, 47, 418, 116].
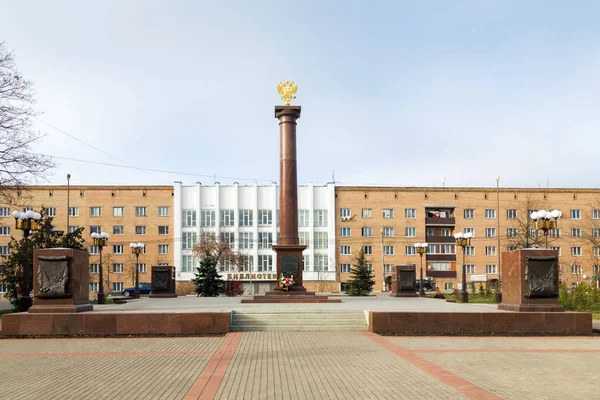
[1, 333, 599, 399]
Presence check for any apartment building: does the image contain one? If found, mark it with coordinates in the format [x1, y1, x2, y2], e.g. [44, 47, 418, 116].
[336, 187, 600, 292]
[0, 186, 174, 296]
[173, 182, 336, 294]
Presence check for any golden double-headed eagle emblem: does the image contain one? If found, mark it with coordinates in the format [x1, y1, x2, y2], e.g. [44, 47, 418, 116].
[277, 81, 297, 106]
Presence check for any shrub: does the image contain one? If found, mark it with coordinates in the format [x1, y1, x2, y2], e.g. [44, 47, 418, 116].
[560, 282, 600, 312]
[224, 280, 245, 297]
[176, 281, 195, 296]
[478, 282, 485, 297]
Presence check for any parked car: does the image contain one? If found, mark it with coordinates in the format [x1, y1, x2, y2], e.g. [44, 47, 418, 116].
[122, 282, 151, 297]
[416, 280, 435, 291]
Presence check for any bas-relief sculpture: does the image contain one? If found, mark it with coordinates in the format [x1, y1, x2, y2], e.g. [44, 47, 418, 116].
[399, 266, 416, 290]
[152, 269, 169, 290]
[36, 255, 70, 298]
[525, 256, 559, 298]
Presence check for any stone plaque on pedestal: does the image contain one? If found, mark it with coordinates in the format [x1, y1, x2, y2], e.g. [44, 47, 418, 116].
[390, 264, 418, 297]
[498, 248, 564, 312]
[29, 248, 93, 313]
[150, 265, 177, 298]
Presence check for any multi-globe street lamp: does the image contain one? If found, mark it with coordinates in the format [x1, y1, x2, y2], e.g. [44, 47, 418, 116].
[130, 242, 144, 298]
[12, 210, 41, 312]
[91, 232, 110, 304]
[530, 209, 561, 249]
[413, 242, 428, 297]
[454, 231, 473, 303]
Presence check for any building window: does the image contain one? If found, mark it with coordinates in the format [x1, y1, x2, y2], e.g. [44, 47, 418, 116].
[158, 244, 169, 254]
[258, 232, 273, 249]
[405, 209, 416, 218]
[430, 263, 451, 271]
[549, 228, 560, 238]
[594, 265, 600, 274]
[258, 210, 272, 226]
[340, 246, 351, 255]
[340, 208, 351, 218]
[571, 247, 582, 256]
[444, 283, 454, 290]
[485, 209, 496, 219]
[182, 210, 197, 227]
[363, 246, 373, 255]
[158, 226, 169, 235]
[571, 228, 581, 238]
[383, 227, 394, 237]
[113, 263, 124, 273]
[0, 246, 10, 255]
[90, 207, 102, 217]
[362, 208, 372, 218]
[314, 255, 329, 271]
[341, 263, 351, 273]
[158, 206, 169, 216]
[427, 244, 456, 254]
[182, 255, 197, 272]
[182, 232, 197, 250]
[362, 227, 372, 237]
[113, 245, 124, 254]
[220, 232, 235, 247]
[405, 227, 416, 237]
[0, 207, 10, 217]
[365, 264, 373, 273]
[90, 282, 99, 292]
[46, 207, 56, 217]
[465, 265, 475, 274]
[239, 210, 253, 226]
[298, 209, 309, 226]
[507, 209, 517, 219]
[486, 264, 497, 274]
[302, 255, 310, 271]
[463, 228, 474, 237]
[137, 263, 147, 273]
[593, 247, 600, 257]
[506, 228, 517, 237]
[485, 246, 496, 256]
[216, 209, 233, 227]
[571, 264, 582, 274]
[314, 232, 328, 249]
[89, 245, 99, 255]
[529, 228, 538, 238]
[112, 282, 124, 292]
[570, 210, 581, 219]
[90, 226, 101, 234]
[383, 246, 394, 255]
[69, 207, 79, 217]
[0, 226, 10, 236]
[240, 232, 253, 249]
[384, 264, 393, 273]
[298, 232, 309, 248]
[112, 225, 124, 235]
[135, 207, 147, 217]
[257, 255, 273, 272]
[383, 208, 394, 218]
[485, 228, 496, 238]
[340, 227, 351, 237]
[89, 263, 99, 273]
[464, 209, 474, 219]
[593, 228, 600, 238]
[113, 207, 123, 217]
[23, 207, 33, 212]
[406, 246, 416, 255]
[591, 209, 600, 219]
[551, 246, 561, 256]
[314, 210, 328, 227]
[200, 210, 215, 227]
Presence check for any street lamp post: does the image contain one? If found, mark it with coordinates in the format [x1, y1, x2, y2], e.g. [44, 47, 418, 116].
[414, 242, 428, 297]
[130, 243, 144, 298]
[91, 232, 109, 304]
[12, 210, 42, 312]
[530, 209, 562, 249]
[454, 231, 473, 303]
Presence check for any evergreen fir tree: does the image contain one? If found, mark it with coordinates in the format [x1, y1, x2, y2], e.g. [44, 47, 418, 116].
[2, 207, 85, 310]
[347, 250, 375, 296]
[191, 249, 224, 297]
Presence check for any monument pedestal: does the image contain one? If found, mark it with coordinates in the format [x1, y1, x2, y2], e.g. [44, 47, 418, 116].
[150, 265, 177, 298]
[389, 264, 418, 297]
[28, 248, 93, 314]
[498, 249, 564, 312]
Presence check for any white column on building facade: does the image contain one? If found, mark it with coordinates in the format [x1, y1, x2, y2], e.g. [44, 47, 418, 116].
[196, 182, 202, 240]
[326, 182, 336, 272]
[233, 182, 240, 253]
[215, 182, 221, 234]
[252, 182, 259, 272]
[174, 182, 183, 279]
[308, 182, 315, 271]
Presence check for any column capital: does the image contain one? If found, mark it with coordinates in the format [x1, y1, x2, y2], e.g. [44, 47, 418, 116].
[275, 106, 301, 120]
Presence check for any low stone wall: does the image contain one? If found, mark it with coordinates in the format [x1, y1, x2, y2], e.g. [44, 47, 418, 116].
[1, 312, 230, 337]
[369, 312, 592, 335]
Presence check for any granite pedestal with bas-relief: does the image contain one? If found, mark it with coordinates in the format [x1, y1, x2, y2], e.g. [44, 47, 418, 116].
[28, 248, 93, 313]
[498, 249, 564, 312]
[150, 265, 177, 298]
[389, 264, 418, 297]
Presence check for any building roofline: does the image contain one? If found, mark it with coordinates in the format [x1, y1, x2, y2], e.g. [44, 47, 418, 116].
[335, 186, 600, 193]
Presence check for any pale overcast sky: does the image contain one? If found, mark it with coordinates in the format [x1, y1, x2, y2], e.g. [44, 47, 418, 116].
[2, 1, 600, 188]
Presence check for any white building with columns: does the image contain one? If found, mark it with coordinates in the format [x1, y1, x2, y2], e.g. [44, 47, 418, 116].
[173, 182, 337, 294]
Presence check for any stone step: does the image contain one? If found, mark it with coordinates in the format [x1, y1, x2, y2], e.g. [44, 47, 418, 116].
[230, 310, 368, 331]
[231, 324, 369, 332]
[232, 317, 367, 324]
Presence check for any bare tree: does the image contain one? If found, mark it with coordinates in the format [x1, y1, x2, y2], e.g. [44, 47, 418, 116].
[505, 195, 547, 249]
[192, 235, 246, 271]
[0, 43, 54, 203]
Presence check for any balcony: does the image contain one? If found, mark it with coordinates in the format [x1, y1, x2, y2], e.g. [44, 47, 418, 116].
[426, 254, 457, 262]
[427, 270, 457, 278]
[425, 236, 455, 243]
[425, 217, 455, 226]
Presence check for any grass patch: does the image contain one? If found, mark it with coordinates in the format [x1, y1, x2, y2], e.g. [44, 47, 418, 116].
[0, 309, 14, 318]
[446, 294, 498, 304]
[89, 298, 115, 305]
[592, 313, 600, 320]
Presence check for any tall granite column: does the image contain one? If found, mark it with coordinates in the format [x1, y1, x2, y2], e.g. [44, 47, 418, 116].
[272, 105, 307, 291]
